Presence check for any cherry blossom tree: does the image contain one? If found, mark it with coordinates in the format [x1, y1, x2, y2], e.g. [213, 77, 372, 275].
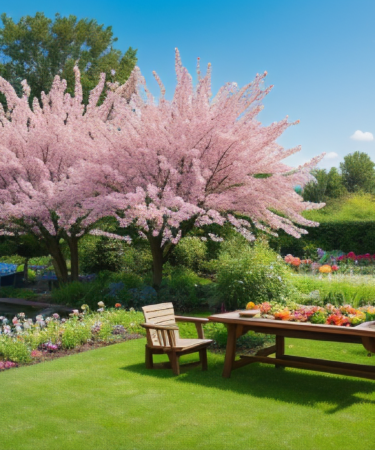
[87, 49, 324, 287]
[0, 67, 123, 282]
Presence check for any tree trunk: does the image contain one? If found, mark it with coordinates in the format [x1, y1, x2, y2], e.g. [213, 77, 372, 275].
[66, 236, 79, 282]
[148, 235, 164, 289]
[23, 258, 29, 283]
[46, 238, 69, 284]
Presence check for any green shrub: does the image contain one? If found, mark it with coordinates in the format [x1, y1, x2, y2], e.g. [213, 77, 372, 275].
[51, 281, 100, 307]
[157, 267, 209, 312]
[0, 338, 31, 363]
[171, 237, 208, 272]
[215, 239, 298, 310]
[122, 245, 153, 274]
[79, 237, 125, 274]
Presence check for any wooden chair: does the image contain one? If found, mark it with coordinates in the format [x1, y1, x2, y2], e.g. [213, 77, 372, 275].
[141, 302, 213, 375]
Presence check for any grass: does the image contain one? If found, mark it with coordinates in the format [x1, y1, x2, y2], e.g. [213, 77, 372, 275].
[291, 273, 375, 306]
[1, 338, 375, 450]
[303, 193, 375, 222]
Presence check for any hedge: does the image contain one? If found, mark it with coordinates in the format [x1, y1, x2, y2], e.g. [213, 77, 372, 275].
[269, 221, 375, 256]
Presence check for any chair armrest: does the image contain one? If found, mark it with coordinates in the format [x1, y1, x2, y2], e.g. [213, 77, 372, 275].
[141, 323, 179, 331]
[174, 316, 209, 339]
[174, 316, 209, 324]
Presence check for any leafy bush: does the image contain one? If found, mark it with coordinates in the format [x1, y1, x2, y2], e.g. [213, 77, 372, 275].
[157, 267, 210, 312]
[0, 339, 31, 363]
[51, 281, 102, 307]
[79, 237, 125, 274]
[171, 237, 208, 272]
[215, 239, 298, 310]
[122, 245, 153, 274]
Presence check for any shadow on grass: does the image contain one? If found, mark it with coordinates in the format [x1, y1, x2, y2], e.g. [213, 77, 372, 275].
[121, 358, 375, 414]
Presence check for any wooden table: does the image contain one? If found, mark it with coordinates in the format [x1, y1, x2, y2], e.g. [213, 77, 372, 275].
[208, 312, 375, 379]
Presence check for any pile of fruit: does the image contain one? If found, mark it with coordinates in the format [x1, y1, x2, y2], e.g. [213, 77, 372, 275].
[245, 301, 375, 327]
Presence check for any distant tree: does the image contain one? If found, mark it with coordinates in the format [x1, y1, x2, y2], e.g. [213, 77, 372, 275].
[325, 167, 346, 198]
[303, 167, 346, 202]
[302, 169, 329, 203]
[0, 12, 137, 105]
[340, 151, 375, 193]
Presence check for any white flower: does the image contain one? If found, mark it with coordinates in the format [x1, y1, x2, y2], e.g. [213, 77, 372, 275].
[111, 69, 116, 76]
[97, 308, 104, 312]
[98, 301, 105, 308]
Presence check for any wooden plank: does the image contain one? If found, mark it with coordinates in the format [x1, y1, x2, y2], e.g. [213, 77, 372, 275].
[237, 354, 375, 380]
[175, 316, 209, 324]
[148, 315, 176, 325]
[144, 308, 175, 319]
[142, 303, 173, 313]
[255, 345, 276, 357]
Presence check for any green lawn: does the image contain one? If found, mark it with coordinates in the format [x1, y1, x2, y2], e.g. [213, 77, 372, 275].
[1, 338, 375, 450]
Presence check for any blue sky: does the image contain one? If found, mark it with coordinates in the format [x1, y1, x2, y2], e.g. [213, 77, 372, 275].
[2, 0, 375, 170]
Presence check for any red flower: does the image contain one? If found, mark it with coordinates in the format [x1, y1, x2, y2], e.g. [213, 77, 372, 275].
[115, 303, 122, 308]
[347, 252, 356, 261]
[331, 265, 339, 271]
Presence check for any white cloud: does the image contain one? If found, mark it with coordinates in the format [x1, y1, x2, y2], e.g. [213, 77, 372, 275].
[350, 130, 374, 141]
[325, 152, 339, 159]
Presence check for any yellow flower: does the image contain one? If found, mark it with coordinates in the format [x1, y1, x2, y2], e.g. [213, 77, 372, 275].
[319, 265, 332, 274]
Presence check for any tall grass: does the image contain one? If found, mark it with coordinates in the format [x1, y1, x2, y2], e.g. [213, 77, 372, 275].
[292, 274, 375, 307]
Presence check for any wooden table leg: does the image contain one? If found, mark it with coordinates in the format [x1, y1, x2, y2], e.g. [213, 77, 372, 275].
[223, 324, 237, 378]
[275, 335, 285, 369]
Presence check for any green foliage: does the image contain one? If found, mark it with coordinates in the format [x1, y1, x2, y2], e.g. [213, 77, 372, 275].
[0, 12, 137, 105]
[170, 236, 208, 272]
[157, 267, 206, 312]
[122, 245, 153, 274]
[16, 265, 36, 282]
[204, 322, 274, 349]
[291, 275, 375, 307]
[272, 194, 375, 256]
[60, 318, 92, 349]
[51, 281, 100, 307]
[215, 239, 298, 310]
[79, 237, 125, 274]
[0, 338, 31, 363]
[340, 151, 375, 193]
[0, 287, 37, 300]
[303, 167, 346, 202]
[304, 193, 375, 222]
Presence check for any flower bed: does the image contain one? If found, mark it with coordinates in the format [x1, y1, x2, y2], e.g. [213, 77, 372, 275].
[0, 303, 145, 369]
[246, 301, 375, 326]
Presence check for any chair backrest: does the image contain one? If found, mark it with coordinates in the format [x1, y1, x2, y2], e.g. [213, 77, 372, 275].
[142, 302, 180, 347]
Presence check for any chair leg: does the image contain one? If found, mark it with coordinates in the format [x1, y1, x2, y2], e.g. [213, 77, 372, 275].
[199, 349, 208, 371]
[168, 352, 180, 375]
[145, 345, 153, 369]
